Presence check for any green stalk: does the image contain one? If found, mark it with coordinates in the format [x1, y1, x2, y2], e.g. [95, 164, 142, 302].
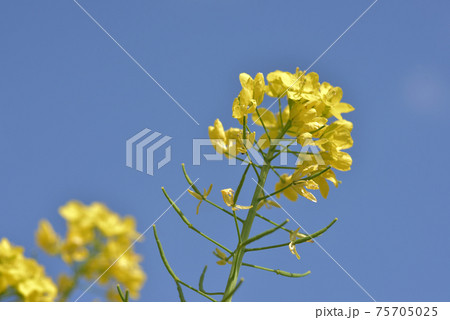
[239, 219, 289, 247]
[242, 263, 310, 278]
[222, 121, 294, 301]
[221, 146, 276, 301]
[153, 225, 216, 302]
[245, 218, 338, 252]
[116, 284, 129, 302]
[162, 187, 232, 254]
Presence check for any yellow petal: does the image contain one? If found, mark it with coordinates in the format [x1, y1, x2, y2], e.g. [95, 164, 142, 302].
[235, 204, 253, 210]
[187, 189, 203, 201]
[289, 243, 301, 260]
[253, 73, 265, 105]
[316, 176, 330, 199]
[195, 200, 202, 215]
[251, 108, 277, 128]
[221, 188, 235, 207]
[204, 184, 213, 197]
[215, 248, 227, 260]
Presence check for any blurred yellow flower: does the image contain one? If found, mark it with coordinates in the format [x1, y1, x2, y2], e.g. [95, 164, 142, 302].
[36, 220, 61, 255]
[35, 200, 146, 300]
[0, 238, 57, 301]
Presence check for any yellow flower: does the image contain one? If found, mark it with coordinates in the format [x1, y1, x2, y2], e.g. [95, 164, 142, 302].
[265, 70, 298, 98]
[32, 201, 146, 300]
[251, 106, 290, 149]
[274, 166, 321, 202]
[188, 184, 213, 215]
[208, 119, 256, 157]
[312, 168, 341, 199]
[106, 286, 123, 302]
[16, 274, 57, 302]
[60, 232, 89, 264]
[302, 82, 354, 120]
[232, 73, 265, 121]
[314, 119, 354, 171]
[289, 227, 313, 260]
[0, 238, 57, 301]
[36, 220, 61, 255]
[57, 273, 74, 296]
[213, 248, 231, 266]
[221, 188, 252, 211]
[59, 200, 87, 223]
[256, 199, 281, 211]
[289, 100, 328, 137]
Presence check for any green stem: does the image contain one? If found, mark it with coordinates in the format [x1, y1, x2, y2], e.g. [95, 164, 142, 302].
[239, 219, 289, 247]
[255, 108, 272, 145]
[242, 263, 311, 278]
[233, 163, 251, 206]
[222, 121, 292, 301]
[199, 266, 224, 296]
[222, 148, 275, 301]
[204, 198, 245, 223]
[116, 284, 129, 302]
[181, 164, 245, 223]
[245, 218, 338, 252]
[221, 278, 244, 302]
[162, 187, 233, 254]
[232, 164, 251, 243]
[153, 225, 216, 302]
[178, 281, 217, 302]
[176, 282, 186, 302]
[255, 212, 291, 233]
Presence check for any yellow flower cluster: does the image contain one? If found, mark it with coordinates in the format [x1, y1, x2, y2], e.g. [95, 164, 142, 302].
[36, 200, 146, 299]
[209, 68, 354, 203]
[0, 238, 57, 301]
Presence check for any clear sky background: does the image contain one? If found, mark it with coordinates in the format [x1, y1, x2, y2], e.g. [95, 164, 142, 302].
[1, 0, 449, 302]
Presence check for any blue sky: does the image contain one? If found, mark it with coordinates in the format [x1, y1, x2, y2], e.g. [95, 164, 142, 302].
[1, 0, 449, 302]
